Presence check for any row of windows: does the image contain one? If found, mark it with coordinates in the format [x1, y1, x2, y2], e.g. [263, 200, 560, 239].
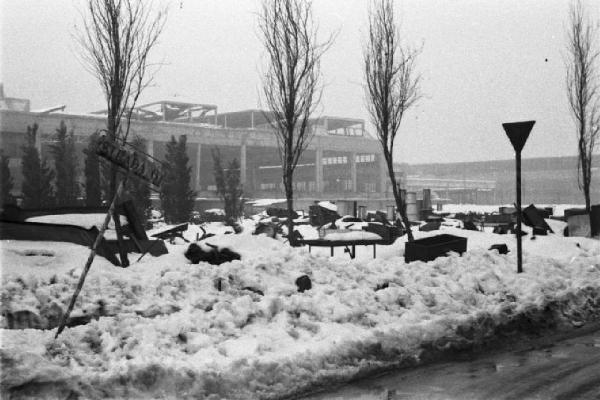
[260, 181, 319, 191]
[323, 156, 347, 165]
[322, 154, 376, 165]
[356, 154, 376, 163]
[196, 181, 378, 193]
[326, 127, 364, 136]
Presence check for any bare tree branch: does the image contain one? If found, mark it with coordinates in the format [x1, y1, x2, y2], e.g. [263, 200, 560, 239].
[566, 0, 600, 212]
[258, 0, 334, 245]
[364, 0, 421, 241]
[76, 0, 166, 197]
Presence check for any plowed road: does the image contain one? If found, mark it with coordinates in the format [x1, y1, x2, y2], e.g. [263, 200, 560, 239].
[302, 327, 600, 400]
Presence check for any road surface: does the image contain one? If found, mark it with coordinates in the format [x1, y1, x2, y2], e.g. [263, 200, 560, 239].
[301, 327, 600, 400]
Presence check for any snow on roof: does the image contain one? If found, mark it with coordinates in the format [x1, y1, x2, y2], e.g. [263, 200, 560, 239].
[247, 198, 287, 207]
[318, 200, 338, 212]
[26, 213, 127, 230]
[204, 208, 225, 214]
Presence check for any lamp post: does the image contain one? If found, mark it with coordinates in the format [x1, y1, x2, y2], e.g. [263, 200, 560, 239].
[502, 120, 535, 273]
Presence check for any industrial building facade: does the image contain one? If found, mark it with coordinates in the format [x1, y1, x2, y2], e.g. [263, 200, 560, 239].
[1, 96, 399, 213]
[4, 91, 592, 211]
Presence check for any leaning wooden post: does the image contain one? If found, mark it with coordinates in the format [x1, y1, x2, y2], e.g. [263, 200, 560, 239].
[55, 176, 128, 338]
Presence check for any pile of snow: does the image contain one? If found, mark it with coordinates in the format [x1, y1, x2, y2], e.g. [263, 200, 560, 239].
[26, 214, 128, 230]
[1, 222, 600, 399]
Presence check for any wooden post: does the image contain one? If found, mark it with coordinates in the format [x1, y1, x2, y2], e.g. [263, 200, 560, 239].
[515, 150, 523, 273]
[197, 143, 203, 190]
[240, 142, 247, 186]
[113, 211, 129, 267]
[315, 148, 323, 193]
[55, 177, 128, 338]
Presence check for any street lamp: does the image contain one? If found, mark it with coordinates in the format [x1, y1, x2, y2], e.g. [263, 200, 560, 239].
[502, 120, 535, 273]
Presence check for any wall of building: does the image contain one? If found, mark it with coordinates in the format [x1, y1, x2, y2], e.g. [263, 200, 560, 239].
[408, 157, 600, 205]
[0, 110, 392, 212]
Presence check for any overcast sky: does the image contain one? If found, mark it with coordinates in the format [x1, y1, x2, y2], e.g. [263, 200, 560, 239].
[2, 0, 598, 164]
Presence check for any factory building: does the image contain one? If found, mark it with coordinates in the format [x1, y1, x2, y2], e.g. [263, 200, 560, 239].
[0, 91, 399, 213]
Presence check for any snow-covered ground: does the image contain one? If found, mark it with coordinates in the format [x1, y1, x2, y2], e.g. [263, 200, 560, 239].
[1, 217, 600, 399]
[26, 213, 128, 230]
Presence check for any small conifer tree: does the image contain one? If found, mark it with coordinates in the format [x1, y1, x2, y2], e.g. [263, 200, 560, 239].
[51, 121, 79, 206]
[21, 124, 55, 208]
[0, 150, 15, 205]
[128, 135, 152, 224]
[84, 131, 103, 206]
[160, 135, 196, 223]
[212, 148, 243, 223]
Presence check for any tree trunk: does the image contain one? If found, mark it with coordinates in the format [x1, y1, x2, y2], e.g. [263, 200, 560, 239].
[585, 186, 591, 213]
[108, 113, 118, 200]
[384, 152, 414, 242]
[284, 168, 296, 247]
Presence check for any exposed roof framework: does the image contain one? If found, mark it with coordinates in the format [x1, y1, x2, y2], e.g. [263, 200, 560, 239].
[89, 101, 367, 137]
[214, 109, 365, 136]
[92, 100, 218, 124]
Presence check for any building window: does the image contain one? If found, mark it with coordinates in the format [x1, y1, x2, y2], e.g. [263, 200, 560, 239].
[260, 183, 276, 190]
[356, 154, 375, 163]
[207, 185, 217, 191]
[363, 182, 376, 193]
[323, 156, 349, 165]
[308, 181, 316, 191]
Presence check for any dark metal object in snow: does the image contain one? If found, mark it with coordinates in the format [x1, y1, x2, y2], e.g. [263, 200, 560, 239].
[295, 275, 312, 292]
[463, 221, 479, 231]
[404, 234, 467, 263]
[502, 120, 535, 273]
[489, 244, 509, 255]
[419, 220, 441, 232]
[184, 242, 241, 265]
[301, 239, 379, 259]
[151, 223, 189, 243]
[522, 204, 553, 234]
[253, 222, 279, 238]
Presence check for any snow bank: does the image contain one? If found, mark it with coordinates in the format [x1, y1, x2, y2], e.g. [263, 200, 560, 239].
[26, 214, 128, 230]
[1, 224, 600, 399]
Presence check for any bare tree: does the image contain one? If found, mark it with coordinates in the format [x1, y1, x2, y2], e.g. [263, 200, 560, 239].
[364, 0, 420, 241]
[566, 0, 600, 213]
[258, 0, 333, 245]
[77, 0, 166, 197]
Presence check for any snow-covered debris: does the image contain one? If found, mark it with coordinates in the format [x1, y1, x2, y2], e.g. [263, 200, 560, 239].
[1, 223, 600, 399]
[318, 201, 338, 212]
[246, 198, 287, 207]
[184, 242, 241, 265]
